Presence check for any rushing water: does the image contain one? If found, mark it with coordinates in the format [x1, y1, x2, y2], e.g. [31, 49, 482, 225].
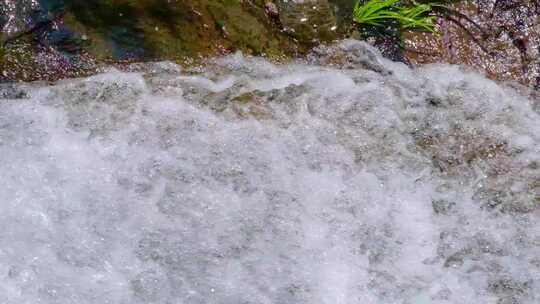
[0, 41, 539, 304]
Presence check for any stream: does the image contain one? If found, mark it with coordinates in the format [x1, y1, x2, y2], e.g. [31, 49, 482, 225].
[0, 41, 539, 303]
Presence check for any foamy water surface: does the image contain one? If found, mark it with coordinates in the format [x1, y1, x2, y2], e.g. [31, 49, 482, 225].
[0, 41, 539, 304]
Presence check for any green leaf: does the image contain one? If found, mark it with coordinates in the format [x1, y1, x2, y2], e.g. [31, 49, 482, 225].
[353, 0, 437, 33]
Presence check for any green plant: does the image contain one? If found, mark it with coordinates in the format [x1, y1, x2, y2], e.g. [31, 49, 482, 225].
[353, 0, 437, 33]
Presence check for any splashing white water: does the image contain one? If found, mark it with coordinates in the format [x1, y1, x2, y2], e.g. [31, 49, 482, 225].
[0, 41, 539, 304]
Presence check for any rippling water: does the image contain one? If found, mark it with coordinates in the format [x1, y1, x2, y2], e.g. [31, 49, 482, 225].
[0, 41, 539, 303]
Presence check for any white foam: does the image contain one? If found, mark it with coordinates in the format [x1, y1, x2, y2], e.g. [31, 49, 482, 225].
[0, 41, 539, 303]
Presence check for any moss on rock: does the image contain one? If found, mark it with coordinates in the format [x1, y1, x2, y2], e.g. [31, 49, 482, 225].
[1, 0, 345, 81]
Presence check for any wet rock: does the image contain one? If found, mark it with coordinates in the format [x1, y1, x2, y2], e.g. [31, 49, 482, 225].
[488, 277, 531, 296]
[497, 296, 522, 304]
[0, 83, 27, 99]
[0, 37, 98, 82]
[230, 91, 274, 120]
[473, 186, 539, 214]
[443, 248, 472, 268]
[309, 39, 390, 74]
[276, 0, 337, 43]
[327, 0, 356, 28]
[1, 0, 340, 82]
[432, 199, 456, 215]
[474, 233, 505, 256]
[404, 0, 540, 88]
[0, 0, 43, 44]
[126, 61, 182, 75]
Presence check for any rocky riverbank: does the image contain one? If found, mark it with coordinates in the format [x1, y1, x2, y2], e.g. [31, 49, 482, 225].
[404, 0, 540, 89]
[1, 0, 539, 89]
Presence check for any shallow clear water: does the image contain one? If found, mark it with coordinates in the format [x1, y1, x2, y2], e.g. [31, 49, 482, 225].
[0, 41, 539, 304]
